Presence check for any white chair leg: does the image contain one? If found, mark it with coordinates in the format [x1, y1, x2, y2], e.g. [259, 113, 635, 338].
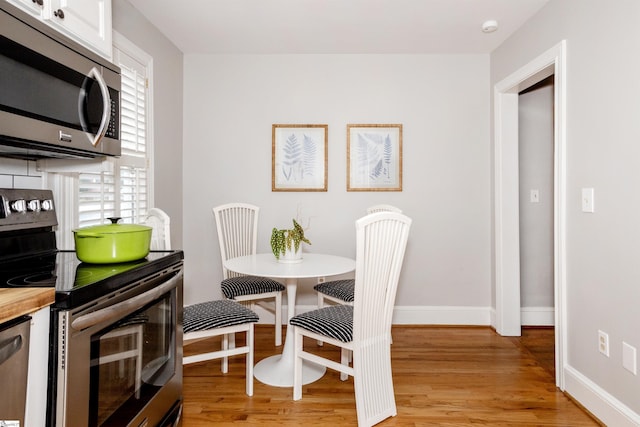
[275, 292, 282, 346]
[340, 348, 349, 381]
[227, 299, 238, 351]
[246, 325, 254, 396]
[221, 333, 229, 373]
[228, 329, 236, 349]
[316, 293, 325, 346]
[293, 327, 303, 400]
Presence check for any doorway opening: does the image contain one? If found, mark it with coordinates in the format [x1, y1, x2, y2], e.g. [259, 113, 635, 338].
[518, 76, 556, 379]
[493, 41, 567, 389]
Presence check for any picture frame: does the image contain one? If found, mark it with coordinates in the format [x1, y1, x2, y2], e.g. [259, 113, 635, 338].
[272, 124, 328, 192]
[347, 124, 403, 191]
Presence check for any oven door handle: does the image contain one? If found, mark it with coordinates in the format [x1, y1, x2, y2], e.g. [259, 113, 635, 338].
[71, 268, 183, 332]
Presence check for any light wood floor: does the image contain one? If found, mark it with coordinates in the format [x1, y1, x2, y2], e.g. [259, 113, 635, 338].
[182, 325, 602, 426]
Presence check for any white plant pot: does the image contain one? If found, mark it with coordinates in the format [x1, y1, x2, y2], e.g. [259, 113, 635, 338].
[278, 246, 303, 263]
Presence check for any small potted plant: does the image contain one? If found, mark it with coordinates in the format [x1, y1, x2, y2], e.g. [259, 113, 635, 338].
[270, 219, 311, 263]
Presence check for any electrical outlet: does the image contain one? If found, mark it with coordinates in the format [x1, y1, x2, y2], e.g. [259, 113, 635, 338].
[317, 276, 325, 284]
[598, 330, 610, 357]
[623, 342, 637, 375]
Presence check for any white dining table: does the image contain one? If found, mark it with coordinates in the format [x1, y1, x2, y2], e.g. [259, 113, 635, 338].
[223, 252, 356, 387]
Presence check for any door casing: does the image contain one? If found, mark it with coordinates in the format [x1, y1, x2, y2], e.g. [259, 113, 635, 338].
[493, 40, 567, 389]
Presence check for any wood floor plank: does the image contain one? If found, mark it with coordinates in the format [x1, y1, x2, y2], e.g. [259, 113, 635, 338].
[182, 325, 602, 426]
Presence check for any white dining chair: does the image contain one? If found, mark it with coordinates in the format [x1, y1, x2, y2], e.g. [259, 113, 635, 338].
[290, 211, 411, 427]
[213, 203, 285, 346]
[314, 205, 403, 310]
[141, 207, 171, 250]
[183, 300, 259, 396]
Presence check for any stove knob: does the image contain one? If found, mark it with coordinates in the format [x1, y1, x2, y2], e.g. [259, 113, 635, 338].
[11, 199, 27, 213]
[41, 199, 54, 211]
[27, 199, 41, 212]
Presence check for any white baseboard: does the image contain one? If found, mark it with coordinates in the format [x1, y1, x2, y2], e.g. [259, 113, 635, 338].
[565, 365, 640, 427]
[521, 306, 554, 326]
[391, 305, 492, 325]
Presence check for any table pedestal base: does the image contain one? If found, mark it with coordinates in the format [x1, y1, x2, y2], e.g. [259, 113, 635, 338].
[254, 354, 326, 387]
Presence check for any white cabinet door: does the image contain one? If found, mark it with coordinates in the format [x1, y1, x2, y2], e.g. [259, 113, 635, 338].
[46, 0, 112, 59]
[5, 0, 45, 17]
[24, 307, 50, 427]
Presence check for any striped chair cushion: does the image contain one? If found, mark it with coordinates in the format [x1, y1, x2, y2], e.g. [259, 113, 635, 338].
[221, 275, 285, 299]
[289, 305, 353, 343]
[313, 279, 355, 303]
[183, 300, 259, 333]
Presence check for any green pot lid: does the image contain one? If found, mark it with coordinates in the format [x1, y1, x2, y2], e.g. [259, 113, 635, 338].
[73, 223, 152, 234]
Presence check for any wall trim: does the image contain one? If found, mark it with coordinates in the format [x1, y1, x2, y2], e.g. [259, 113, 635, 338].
[521, 306, 554, 326]
[565, 366, 640, 427]
[391, 306, 492, 325]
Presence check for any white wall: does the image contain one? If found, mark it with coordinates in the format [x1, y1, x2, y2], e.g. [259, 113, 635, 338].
[492, 0, 640, 422]
[182, 54, 493, 322]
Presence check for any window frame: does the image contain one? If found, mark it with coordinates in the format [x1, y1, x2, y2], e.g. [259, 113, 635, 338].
[77, 32, 155, 228]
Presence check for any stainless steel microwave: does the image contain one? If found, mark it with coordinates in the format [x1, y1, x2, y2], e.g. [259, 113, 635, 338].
[0, 2, 120, 160]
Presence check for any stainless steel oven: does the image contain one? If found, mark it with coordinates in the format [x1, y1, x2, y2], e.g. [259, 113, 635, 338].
[55, 263, 183, 427]
[0, 188, 184, 427]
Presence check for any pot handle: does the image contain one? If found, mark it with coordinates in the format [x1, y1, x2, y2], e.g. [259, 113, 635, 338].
[107, 217, 121, 224]
[75, 232, 105, 238]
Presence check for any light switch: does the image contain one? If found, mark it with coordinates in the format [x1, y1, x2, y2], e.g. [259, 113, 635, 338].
[530, 189, 539, 203]
[582, 188, 595, 213]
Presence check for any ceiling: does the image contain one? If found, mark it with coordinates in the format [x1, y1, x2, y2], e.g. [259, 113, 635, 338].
[126, 0, 549, 55]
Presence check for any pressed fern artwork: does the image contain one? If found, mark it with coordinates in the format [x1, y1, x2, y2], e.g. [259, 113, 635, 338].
[272, 124, 328, 191]
[348, 124, 402, 191]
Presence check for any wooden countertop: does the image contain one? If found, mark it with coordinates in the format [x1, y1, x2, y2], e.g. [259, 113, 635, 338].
[0, 288, 55, 324]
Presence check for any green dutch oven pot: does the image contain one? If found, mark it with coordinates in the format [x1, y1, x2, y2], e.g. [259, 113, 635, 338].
[73, 217, 152, 264]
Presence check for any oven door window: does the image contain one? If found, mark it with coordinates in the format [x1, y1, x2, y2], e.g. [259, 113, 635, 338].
[89, 292, 175, 427]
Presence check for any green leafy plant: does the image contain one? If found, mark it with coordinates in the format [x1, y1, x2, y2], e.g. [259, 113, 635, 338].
[270, 219, 311, 260]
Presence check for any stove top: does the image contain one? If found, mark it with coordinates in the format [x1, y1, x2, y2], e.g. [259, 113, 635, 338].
[0, 249, 184, 309]
[0, 188, 184, 309]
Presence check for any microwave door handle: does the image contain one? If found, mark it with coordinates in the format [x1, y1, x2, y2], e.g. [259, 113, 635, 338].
[71, 268, 184, 332]
[87, 67, 111, 147]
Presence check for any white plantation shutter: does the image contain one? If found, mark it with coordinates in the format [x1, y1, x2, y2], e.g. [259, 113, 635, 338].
[78, 172, 116, 226]
[119, 166, 148, 223]
[120, 55, 147, 158]
[78, 37, 152, 227]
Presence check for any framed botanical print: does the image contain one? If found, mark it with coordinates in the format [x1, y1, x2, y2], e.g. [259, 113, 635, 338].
[272, 124, 328, 191]
[347, 124, 402, 191]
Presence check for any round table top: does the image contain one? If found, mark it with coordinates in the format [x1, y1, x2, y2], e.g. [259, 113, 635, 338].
[224, 253, 355, 279]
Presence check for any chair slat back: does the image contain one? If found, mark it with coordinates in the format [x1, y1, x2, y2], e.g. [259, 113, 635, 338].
[353, 212, 411, 343]
[143, 208, 171, 250]
[366, 204, 402, 214]
[213, 203, 260, 279]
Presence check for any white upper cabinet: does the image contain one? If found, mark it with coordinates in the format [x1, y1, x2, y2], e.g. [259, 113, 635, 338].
[5, 0, 45, 16]
[46, 0, 112, 59]
[5, 0, 113, 60]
